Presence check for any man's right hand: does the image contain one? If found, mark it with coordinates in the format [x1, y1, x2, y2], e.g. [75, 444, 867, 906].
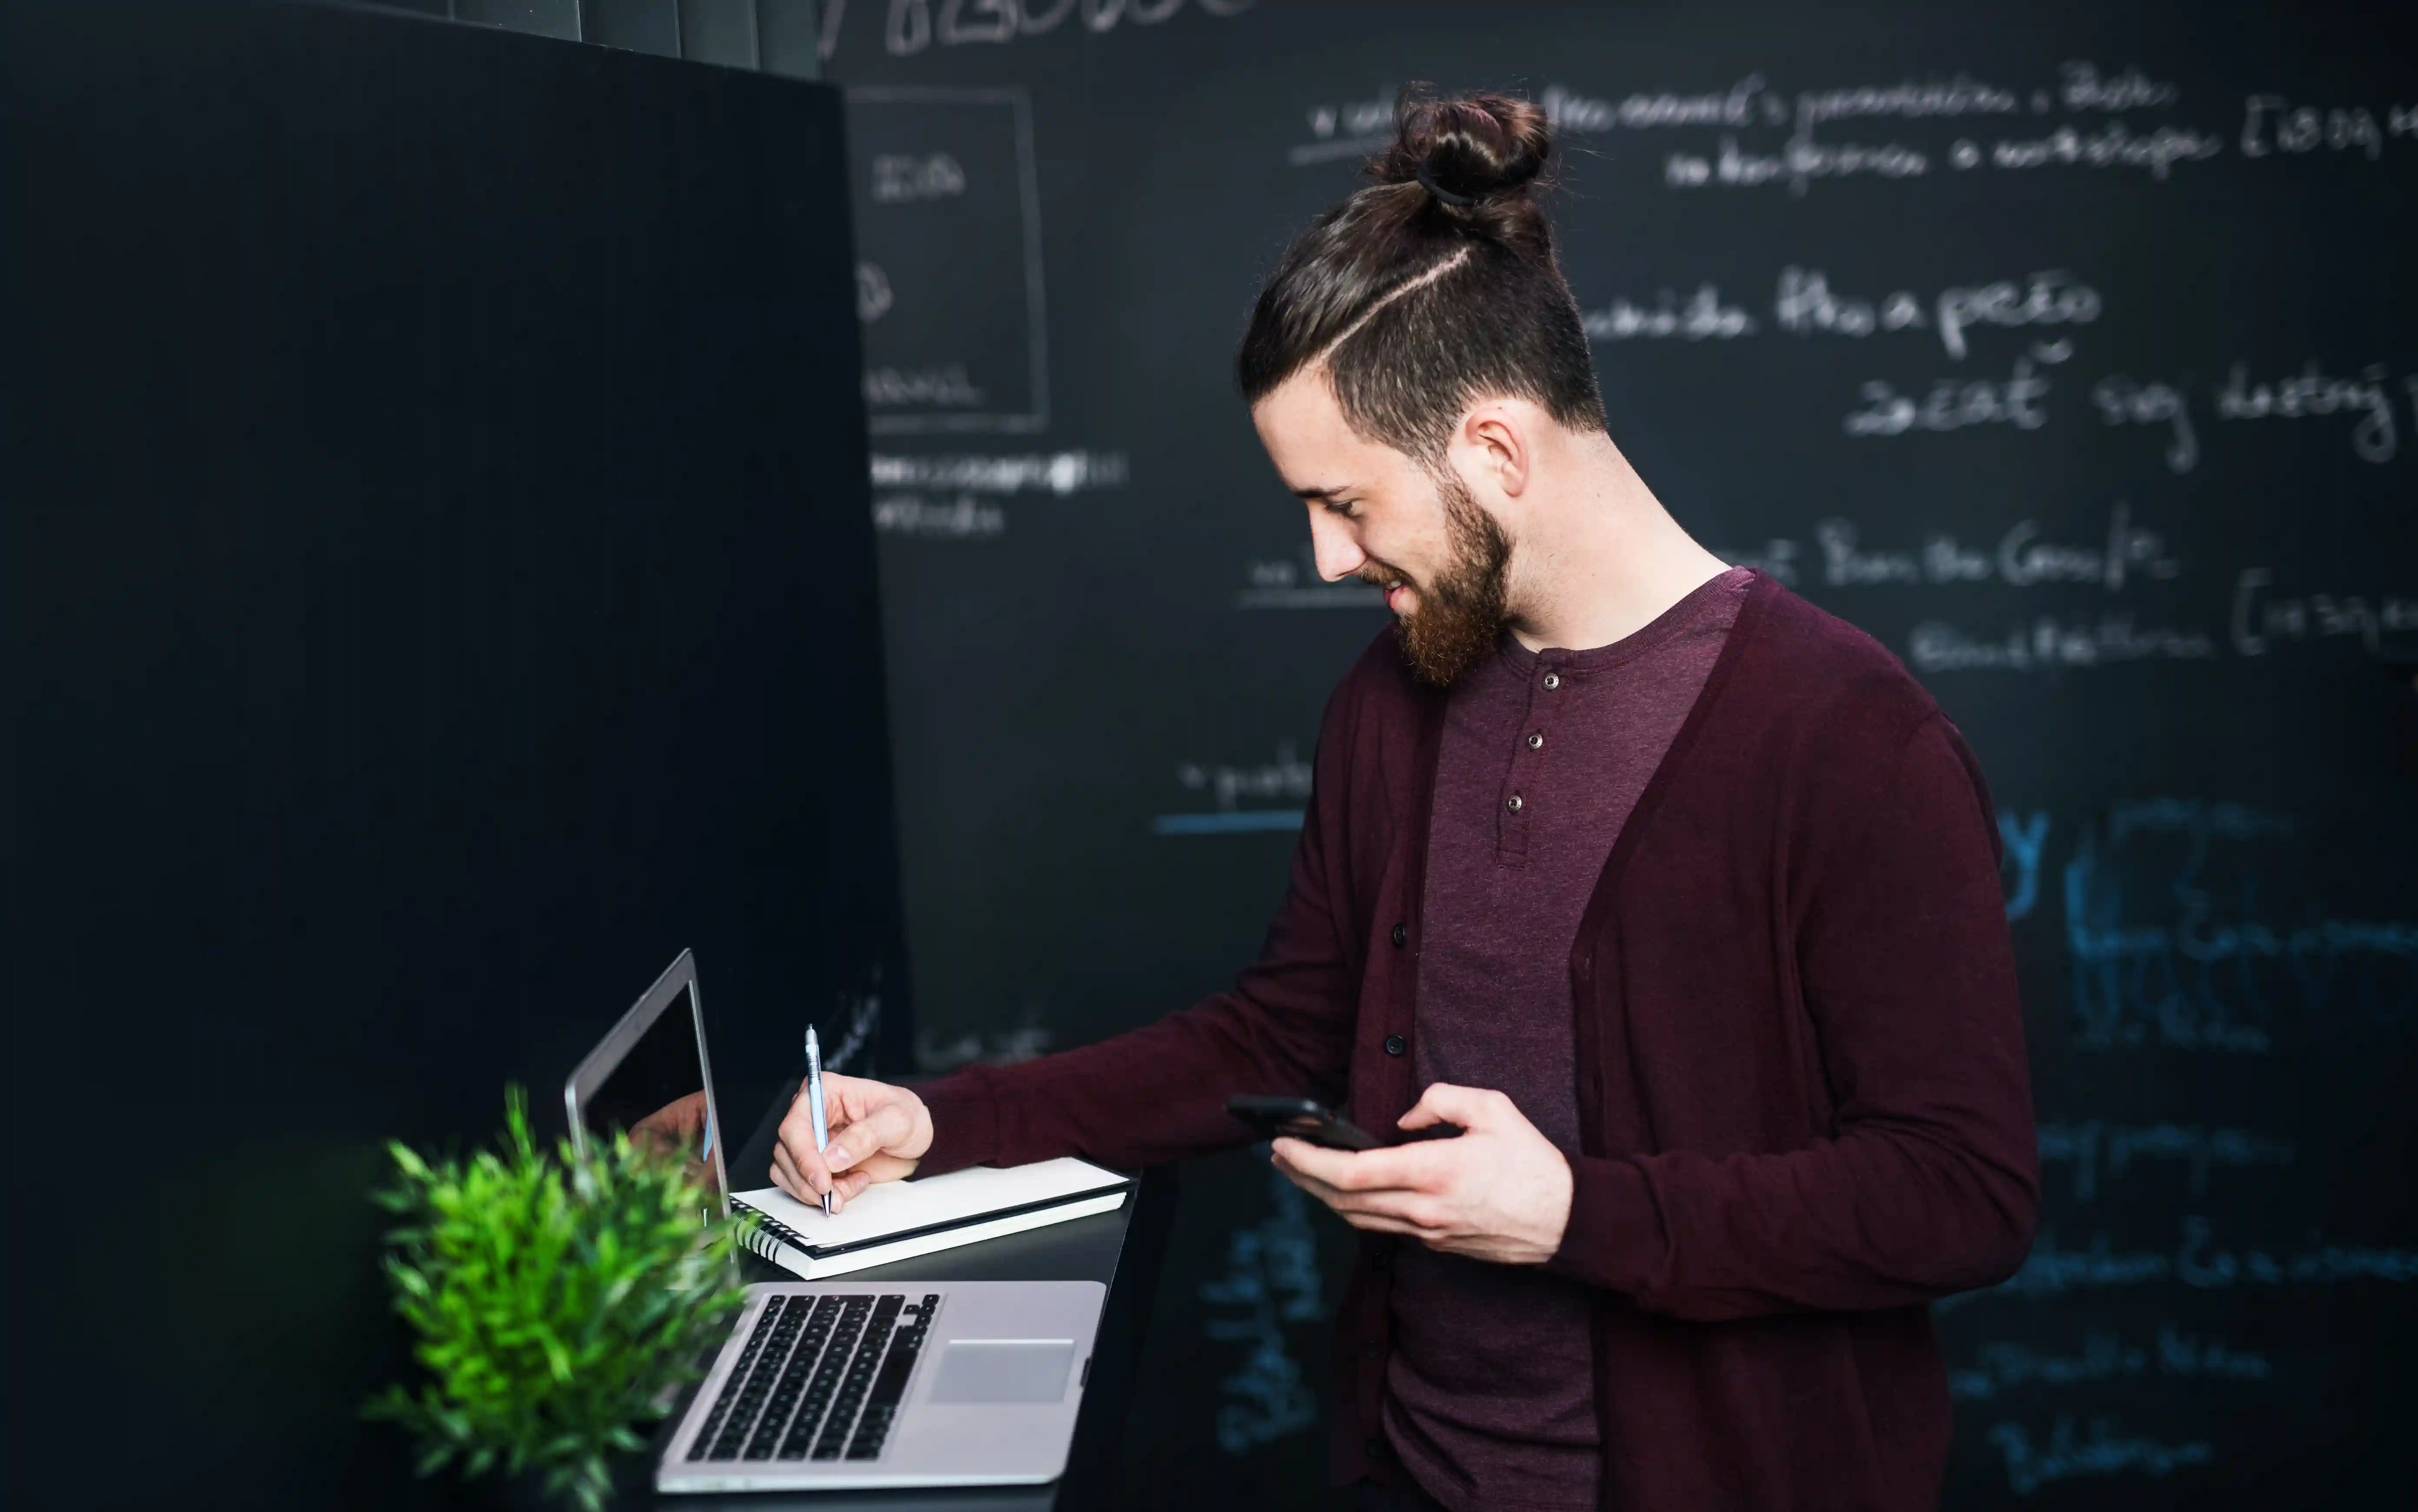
[771, 1073, 934, 1213]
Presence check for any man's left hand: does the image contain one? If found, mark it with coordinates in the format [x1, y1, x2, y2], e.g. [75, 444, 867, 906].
[1270, 1083, 1573, 1265]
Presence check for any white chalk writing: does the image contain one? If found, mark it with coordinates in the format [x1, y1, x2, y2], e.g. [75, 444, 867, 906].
[1814, 507, 2177, 593]
[1909, 616, 2217, 672]
[1844, 352, 2058, 436]
[1176, 742, 1313, 812]
[2230, 569, 2418, 657]
[846, 0, 1257, 61]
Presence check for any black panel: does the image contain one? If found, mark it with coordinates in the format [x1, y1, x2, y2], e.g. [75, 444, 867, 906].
[3, 0, 902, 1505]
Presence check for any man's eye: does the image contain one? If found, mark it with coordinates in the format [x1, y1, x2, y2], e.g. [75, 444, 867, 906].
[1326, 500, 1359, 519]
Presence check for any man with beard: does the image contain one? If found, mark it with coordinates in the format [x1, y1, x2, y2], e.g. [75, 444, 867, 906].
[768, 91, 2038, 1512]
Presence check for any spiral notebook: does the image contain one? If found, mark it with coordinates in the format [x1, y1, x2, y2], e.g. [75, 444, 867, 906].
[728, 1157, 1133, 1280]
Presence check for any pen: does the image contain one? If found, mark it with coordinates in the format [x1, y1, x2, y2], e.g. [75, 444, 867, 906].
[806, 1025, 833, 1215]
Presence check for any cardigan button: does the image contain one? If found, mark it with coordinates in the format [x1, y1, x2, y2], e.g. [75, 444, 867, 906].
[1383, 1034, 1406, 1056]
[1362, 1341, 1383, 1360]
[1365, 1436, 1387, 1459]
[1390, 922, 1407, 948]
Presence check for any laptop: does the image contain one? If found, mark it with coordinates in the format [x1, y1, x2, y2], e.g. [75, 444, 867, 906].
[565, 951, 1109, 1493]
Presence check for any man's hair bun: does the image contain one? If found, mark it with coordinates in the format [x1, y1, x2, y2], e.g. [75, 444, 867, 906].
[1372, 88, 1553, 251]
[1237, 85, 1602, 464]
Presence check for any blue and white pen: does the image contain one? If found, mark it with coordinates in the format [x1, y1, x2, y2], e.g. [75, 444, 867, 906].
[805, 1025, 834, 1215]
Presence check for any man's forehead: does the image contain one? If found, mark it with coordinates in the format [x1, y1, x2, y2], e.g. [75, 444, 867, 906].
[1254, 368, 1382, 484]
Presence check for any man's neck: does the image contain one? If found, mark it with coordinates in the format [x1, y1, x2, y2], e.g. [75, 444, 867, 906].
[1503, 434, 1730, 654]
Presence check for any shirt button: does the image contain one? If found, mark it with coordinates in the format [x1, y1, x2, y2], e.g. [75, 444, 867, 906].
[1543, 672, 1561, 689]
[1526, 732, 1544, 750]
[1390, 922, 1407, 948]
[1506, 793, 1523, 812]
[1362, 1342, 1384, 1360]
[1365, 1436, 1387, 1459]
[1383, 1034, 1406, 1056]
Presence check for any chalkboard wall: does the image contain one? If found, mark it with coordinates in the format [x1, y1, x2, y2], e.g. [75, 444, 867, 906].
[816, 2, 2418, 1505]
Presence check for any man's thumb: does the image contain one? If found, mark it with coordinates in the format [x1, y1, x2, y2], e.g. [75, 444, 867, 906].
[1401, 1080, 1481, 1127]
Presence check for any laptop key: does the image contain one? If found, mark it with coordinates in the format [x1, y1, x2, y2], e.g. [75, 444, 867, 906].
[710, 1307, 809, 1458]
[687, 1304, 786, 1459]
[691, 1287, 783, 1442]
[745, 1317, 832, 1459]
[779, 1315, 864, 1457]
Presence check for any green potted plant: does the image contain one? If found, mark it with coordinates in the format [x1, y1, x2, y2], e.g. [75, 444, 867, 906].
[366, 1087, 751, 1510]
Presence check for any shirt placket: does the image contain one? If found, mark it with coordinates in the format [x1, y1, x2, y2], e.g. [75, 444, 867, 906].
[1498, 659, 1563, 861]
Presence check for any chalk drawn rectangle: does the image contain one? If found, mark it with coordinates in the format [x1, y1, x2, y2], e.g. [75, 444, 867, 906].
[848, 87, 1048, 435]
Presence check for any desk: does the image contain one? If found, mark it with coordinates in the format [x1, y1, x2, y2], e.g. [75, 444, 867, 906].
[629, 1078, 1177, 1512]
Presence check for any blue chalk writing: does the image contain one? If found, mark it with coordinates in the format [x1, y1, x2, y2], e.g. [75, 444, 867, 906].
[1943, 1229, 2170, 1307]
[1950, 1333, 2141, 1400]
[2155, 1326, 2272, 1381]
[2063, 798, 2418, 1051]
[1944, 1216, 2418, 1309]
[1197, 1158, 1325, 1455]
[2033, 1120, 2296, 1204]
[1986, 1416, 2216, 1496]
[1999, 809, 2049, 920]
[1949, 1327, 2269, 1402]
[1153, 810, 1307, 835]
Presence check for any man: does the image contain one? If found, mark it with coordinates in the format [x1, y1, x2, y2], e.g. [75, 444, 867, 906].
[770, 91, 2037, 1512]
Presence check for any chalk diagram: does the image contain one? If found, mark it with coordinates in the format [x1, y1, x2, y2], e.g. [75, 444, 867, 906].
[847, 87, 1050, 434]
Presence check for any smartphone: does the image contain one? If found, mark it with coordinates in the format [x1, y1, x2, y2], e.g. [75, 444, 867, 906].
[1225, 1094, 1461, 1150]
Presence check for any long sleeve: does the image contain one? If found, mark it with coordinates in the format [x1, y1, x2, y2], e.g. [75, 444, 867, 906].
[911, 689, 1366, 1178]
[1544, 711, 2039, 1319]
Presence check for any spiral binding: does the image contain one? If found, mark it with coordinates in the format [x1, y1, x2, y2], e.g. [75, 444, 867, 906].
[735, 1198, 812, 1261]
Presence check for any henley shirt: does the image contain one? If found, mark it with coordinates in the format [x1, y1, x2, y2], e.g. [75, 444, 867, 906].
[1387, 566, 1751, 1511]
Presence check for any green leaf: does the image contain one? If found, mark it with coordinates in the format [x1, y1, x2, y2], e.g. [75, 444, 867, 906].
[365, 1083, 752, 1499]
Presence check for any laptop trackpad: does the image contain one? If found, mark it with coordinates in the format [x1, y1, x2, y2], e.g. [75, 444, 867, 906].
[926, 1339, 1077, 1404]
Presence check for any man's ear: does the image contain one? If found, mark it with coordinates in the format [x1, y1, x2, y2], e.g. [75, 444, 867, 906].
[1460, 402, 1531, 499]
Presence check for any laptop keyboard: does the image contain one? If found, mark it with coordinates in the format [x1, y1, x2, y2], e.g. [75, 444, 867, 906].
[686, 1292, 938, 1463]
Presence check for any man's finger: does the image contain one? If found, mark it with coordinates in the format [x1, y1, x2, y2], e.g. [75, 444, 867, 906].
[829, 1073, 884, 1124]
[1272, 1158, 1347, 1211]
[1273, 1153, 1423, 1224]
[1272, 1136, 1420, 1193]
[824, 1103, 910, 1174]
[1299, 1173, 1443, 1231]
[777, 1110, 834, 1195]
[1338, 1209, 1431, 1238]
[770, 1142, 807, 1203]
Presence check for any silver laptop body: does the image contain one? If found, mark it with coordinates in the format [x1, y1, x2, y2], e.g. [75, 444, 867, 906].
[562, 951, 1108, 1493]
[657, 1277, 1106, 1492]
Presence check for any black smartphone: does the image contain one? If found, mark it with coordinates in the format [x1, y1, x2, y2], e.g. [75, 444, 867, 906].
[1226, 1094, 1461, 1150]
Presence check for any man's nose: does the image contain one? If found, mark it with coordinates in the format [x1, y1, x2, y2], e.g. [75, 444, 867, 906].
[1307, 509, 1366, 583]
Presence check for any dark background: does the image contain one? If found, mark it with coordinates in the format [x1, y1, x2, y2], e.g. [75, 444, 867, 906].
[8, 1, 2418, 1509]
[4, 1, 905, 1505]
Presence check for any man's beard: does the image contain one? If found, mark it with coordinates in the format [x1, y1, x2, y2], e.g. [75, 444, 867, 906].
[1358, 468, 1513, 687]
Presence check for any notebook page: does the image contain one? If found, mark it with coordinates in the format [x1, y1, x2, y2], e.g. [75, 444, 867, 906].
[731, 1155, 1130, 1252]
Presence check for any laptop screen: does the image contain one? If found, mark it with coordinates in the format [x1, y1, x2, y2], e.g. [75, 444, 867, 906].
[575, 980, 727, 1221]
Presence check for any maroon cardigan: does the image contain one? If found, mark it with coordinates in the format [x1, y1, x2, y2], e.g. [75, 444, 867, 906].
[914, 571, 2038, 1511]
